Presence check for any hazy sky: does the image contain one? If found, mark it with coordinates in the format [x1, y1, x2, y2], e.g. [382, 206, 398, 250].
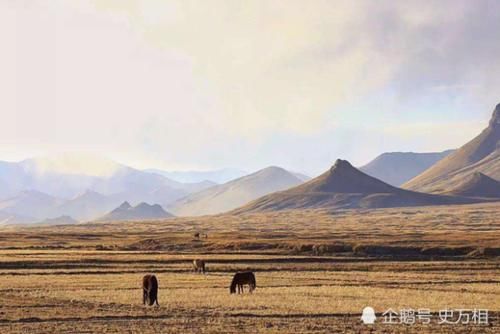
[1, 0, 499, 175]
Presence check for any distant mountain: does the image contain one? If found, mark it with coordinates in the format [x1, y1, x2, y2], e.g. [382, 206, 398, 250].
[97, 202, 174, 222]
[173, 180, 218, 193]
[0, 154, 122, 199]
[0, 153, 215, 210]
[146, 168, 247, 184]
[55, 190, 123, 221]
[360, 150, 454, 186]
[232, 159, 486, 214]
[443, 172, 500, 198]
[0, 190, 63, 219]
[0, 211, 35, 226]
[35, 215, 79, 226]
[404, 103, 500, 193]
[169, 166, 305, 216]
[292, 172, 311, 182]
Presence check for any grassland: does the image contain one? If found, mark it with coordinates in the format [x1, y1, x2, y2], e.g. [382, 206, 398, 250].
[0, 203, 499, 333]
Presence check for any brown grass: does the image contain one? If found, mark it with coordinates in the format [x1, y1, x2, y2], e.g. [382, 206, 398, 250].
[0, 203, 498, 333]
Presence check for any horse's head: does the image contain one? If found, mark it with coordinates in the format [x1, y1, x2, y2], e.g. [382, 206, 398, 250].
[229, 283, 236, 294]
[146, 290, 157, 305]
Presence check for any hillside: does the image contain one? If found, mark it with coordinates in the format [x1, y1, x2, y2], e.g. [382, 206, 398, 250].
[97, 202, 174, 222]
[35, 215, 79, 226]
[404, 103, 500, 192]
[443, 172, 500, 198]
[0, 153, 214, 204]
[232, 159, 487, 214]
[0, 190, 63, 219]
[145, 168, 247, 184]
[360, 150, 454, 186]
[55, 190, 123, 221]
[169, 166, 304, 216]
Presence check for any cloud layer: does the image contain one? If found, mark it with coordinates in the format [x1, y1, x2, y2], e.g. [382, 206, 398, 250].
[1, 0, 499, 174]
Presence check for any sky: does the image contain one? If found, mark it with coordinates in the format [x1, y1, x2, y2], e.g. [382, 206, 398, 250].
[1, 0, 499, 176]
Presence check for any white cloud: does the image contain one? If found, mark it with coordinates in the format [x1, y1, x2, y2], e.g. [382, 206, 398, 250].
[1, 0, 499, 174]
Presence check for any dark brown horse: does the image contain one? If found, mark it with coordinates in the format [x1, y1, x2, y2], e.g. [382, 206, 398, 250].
[193, 259, 206, 274]
[229, 272, 256, 294]
[142, 274, 159, 306]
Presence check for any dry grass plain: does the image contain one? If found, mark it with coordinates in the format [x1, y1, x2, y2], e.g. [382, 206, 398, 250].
[0, 202, 499, 333]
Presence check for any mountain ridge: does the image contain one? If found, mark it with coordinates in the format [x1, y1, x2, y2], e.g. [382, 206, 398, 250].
[232, 159, 489, 214]
[169, 166, 305, 216]
[360, 150, 454, 186]
[403, 103, 500, 192]
[97, 202, 174, 222]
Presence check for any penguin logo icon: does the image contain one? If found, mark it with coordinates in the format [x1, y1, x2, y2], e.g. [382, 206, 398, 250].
[361, 306, 376, 324]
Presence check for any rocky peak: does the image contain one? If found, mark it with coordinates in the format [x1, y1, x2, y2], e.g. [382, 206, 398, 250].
[490, 103, 500, 127]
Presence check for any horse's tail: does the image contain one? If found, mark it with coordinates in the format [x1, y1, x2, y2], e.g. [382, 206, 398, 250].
[250, 272, 256, 290]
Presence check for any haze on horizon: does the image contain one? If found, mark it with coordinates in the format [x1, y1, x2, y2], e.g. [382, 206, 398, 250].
[2, 0, 500, 175]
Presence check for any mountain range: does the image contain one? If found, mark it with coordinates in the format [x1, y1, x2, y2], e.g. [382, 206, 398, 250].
[0, 155, 216, 223]
[1, 103, 499, 224]
[0, 155, 214, 201]
[0, 155, 309, 223]
[169, 166, 305, 216]
[360, 150, 454, 186]
[145, 168, 248, 184]
[232, 103, 500, 214]
[97, 202, 173, 222]
[232, 159, 485, 214]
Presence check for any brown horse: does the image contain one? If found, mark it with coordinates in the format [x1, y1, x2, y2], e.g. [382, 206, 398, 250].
[142, 274, 159, 306]
[229, 272, 256, 294]
[192, 259, 206, 274]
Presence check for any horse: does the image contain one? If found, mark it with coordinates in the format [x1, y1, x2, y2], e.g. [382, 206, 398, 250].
[229, 271, 256, 294]
[142, 274, 159, 306]
[193, 259, 206, 274]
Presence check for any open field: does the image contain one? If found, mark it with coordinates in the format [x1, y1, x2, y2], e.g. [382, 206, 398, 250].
[0, 203, 499, 333]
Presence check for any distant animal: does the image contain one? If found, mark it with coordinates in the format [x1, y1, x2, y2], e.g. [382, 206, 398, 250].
[193, 259, 206, 274]
[229, 271, 256, 294]
[142, 274, 159, 306]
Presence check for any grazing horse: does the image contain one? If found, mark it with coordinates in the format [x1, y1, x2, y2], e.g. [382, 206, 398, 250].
[142, 274, 159, 306]
[192, 259, 206, 274]
[229, 272, 256, 294]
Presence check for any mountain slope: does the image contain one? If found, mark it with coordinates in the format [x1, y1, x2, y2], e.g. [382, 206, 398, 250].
[97, 202, 173, 222]
[404, 103, 500, 192]
[0, 153, 214, 205]
[443, 172, 500, 198]
[35, 215, 79, 226]
[145, 168, 247, 184]
[169, 166, 305, 216]
[232, 159, 487, 214]
[55, 190, 123, 221]
[360, 150, 454, 186]
[0, 211, 36, 226]
[0, 190, 63, 219]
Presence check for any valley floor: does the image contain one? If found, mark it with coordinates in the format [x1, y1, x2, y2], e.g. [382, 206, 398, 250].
[0, 203, 498, 333]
